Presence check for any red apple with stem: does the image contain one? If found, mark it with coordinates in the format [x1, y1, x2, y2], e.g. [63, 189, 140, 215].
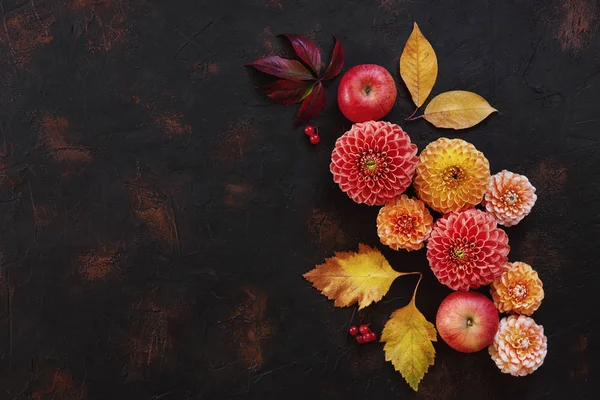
[337, 64, 397, 123]
[436, 291, 499, 353]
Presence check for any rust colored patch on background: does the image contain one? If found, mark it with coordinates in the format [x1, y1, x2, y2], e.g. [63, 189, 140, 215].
[70, 0, 113, 11]
[556, 0, 598, 51]
[33, 204, 58, 227]
[229, 287, 274, 371]
[216, 121, 257, 164]
[32, 370, 87, 400]
[129, 301, 171, 368]
[153, 112, 192, 138]
[77, 246, 119, 280]
[569, 334, 589, 379]
[70, 0, 131, 54]
[308, 209, 350, 250]
[224, 183, 252, 208]
[0, 5, 54, 68]
[127, 177, 178, 247]
[264, 0, 283, 9]
[262, 27, 275, 53]
[38, 114, 92, 166]
[189, 61, 219, 80]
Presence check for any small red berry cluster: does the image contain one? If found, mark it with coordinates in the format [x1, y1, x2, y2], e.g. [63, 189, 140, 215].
[349, 324, 377, 344]
[304, 125, 320, 145]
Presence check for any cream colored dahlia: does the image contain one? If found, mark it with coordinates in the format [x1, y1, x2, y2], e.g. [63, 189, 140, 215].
[491, 262, 544, 316]
[376, 195, 433, 251]
[489, 315, 547, 376]
[414, 138, 490, 214]
[483, 170, 537, 227]
[330, 121, 418, 206]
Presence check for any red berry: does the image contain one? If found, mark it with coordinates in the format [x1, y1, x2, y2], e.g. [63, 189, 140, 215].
[356, 335, 365, 344]
[365, 332, 377, 342]
[309, 134, 320, 145]
[349, 326, 359, 336]
[359, 325, 370, 335]
[304, 125, 315, 136]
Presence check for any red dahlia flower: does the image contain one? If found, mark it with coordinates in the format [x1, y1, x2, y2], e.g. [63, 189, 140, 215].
[427, 209, 510, 291]
[330, 121, 418, 206]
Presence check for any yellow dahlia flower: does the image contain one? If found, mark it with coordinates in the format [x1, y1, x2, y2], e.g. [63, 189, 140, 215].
[491, 262, 544, 316]
[414, 138, 490, 214]
[376, 195, 433, 251]
[489, 315, 547, 376]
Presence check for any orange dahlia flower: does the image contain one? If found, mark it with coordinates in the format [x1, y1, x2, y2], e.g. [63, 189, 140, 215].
[483, 170, 537, 227]
[491, 262, 544, 316]
[427, 209, 510, 290]
[489, 315, 547, 376]
[414, 138, 490, 214]
[330, 121, 418, 206]
[376, 195, 433, 251]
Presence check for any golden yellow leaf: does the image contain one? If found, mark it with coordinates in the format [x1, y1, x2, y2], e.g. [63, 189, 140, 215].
[381, 275, 437, 391]
[303, 244, 406, 310]
[400, 22, 438, 108]
[423, 90, 497, 129]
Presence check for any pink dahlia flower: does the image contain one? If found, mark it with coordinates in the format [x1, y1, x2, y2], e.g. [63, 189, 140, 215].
[483, 170, 537, 227]
[427, 209, 510, 291]
[330, 121, 418, 206]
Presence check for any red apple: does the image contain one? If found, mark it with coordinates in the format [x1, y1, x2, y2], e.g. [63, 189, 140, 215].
[337, 64, 397, 123]
[436, 291, 499, 353]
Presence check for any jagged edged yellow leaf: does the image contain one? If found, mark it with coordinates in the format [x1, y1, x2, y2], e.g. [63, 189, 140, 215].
[423, 90, 497, 129]
[381, 301, 437, 391]
[303, 244, 405, 310]
[400, 22, 438, 107]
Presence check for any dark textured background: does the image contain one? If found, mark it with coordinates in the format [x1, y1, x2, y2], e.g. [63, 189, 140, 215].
[0, 0, 598, 398]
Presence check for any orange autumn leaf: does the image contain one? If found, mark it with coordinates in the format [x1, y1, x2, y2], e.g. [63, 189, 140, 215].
[303, 244, 408, 310]
[400, 22, 438, 108]
[381, 274, 437, 391]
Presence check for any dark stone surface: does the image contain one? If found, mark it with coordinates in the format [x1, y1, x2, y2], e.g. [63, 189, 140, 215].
[0, 0, 598, 398]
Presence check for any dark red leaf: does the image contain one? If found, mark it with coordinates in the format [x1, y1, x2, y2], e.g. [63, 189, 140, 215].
[261, 80, 316, 105]
[323, 35, 344, 80]
[246, 56, 314, 81]
[280, 34, 321, 76]
[295, 82, 326, 127]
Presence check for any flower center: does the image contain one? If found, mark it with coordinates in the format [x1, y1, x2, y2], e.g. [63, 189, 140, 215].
[442, 166, 465, 188]
[515, 336, 530, 350]
[503, 190, 520, 206]
[511, 283, 528, 299]
[453, 248, 466, 259]
[358, 150, 388, 179]
[396, 215, 415, 235]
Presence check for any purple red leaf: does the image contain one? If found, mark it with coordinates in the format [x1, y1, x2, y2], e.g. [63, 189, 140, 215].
[296, 82, 326, 127]
[261, 80, 316, 105]
[280, 34, 322, 76]
[246, 56, 314, 81]
[323, 35, 345, 80]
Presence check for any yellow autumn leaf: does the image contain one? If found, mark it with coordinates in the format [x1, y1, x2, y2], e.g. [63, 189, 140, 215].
[423, 90, 497, 129]
[303, 244, 407, 310]
[400, 22, 438, 108]
[381, 275, 437, 391]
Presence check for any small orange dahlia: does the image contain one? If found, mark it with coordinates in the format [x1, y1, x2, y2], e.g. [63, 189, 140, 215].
[489, 315, 547, 376]
[377, 195, 433, 251]
[427, 209, 510, 291]
[330, 121, 418, 206]
[491, 262, 544, 316]
[483, 170, 537, 227]
[414, 138, 490, 214]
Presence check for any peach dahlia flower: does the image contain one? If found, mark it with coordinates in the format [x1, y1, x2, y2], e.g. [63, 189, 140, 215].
[491, 262, 544, 316]
[483, 170, 537, 227]
[489, 315, 547, 376]
[377, 195, 433, 251]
